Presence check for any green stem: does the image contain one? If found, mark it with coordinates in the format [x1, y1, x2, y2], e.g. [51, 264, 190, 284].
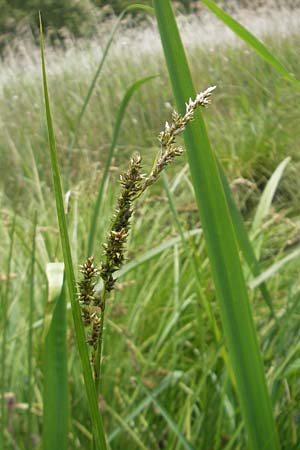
[94, 291, 107, 395]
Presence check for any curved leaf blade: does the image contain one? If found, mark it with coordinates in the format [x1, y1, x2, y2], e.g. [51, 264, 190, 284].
[88, 75, 157, 254]
[202, 0, 298, 85]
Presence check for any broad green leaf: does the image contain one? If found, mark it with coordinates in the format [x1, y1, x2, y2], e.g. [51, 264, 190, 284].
[43, 263, 68, 450]
[152, 2, 280, 449]
[202, 0, 298, 85]
[39, 14, 107, 450]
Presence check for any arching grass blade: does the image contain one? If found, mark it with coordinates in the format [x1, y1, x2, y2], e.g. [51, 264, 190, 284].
[88, 75, 157, 255]
[201, 0, 298, 85]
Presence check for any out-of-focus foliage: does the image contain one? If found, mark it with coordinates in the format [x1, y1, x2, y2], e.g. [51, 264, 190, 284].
[1, 0, 299, 51]
[0, 0, 95, 50]
[0, 0, 228, 46]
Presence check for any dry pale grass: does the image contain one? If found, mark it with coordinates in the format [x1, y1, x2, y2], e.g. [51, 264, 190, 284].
[0, 6, 300, 94]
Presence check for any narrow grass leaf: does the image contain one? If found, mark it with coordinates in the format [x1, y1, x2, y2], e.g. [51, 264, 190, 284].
[249, 247, 300, 289]
[108, 372, 183, 442]
[219, 164, 276, 318]
[43, 263, 68, 450]
[27, 212, 37, 448]
[162, 173, 220, 340]
[141, 386, 194, 450]
[116, 228, 202, 278]
[252, 157, 290, 234]
[250, 157, 290, 278]
[201, 0, 298, 85]
[105, 404, 149, 450]
[153, 2, 280, 449]
[126, 4, 153, 13]
[70, 4, 153, 149]
[0, 218, 15, 450]
[39, 15, 107, 450]
[88, 75, 157, 255]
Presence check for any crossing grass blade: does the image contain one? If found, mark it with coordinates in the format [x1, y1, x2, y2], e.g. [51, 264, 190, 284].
[249, 247, 300, 290]
[152, 2, 280, 449]
[141, 385, 195, 450]
[88, 75, 157, 255]
[201, 0, 299, 86]
[39, 14, 108, 450]
[108, 372, 183, 443]
[43, 263, 68, 450]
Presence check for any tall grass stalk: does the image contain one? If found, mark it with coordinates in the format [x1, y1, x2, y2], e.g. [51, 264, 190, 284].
[153, 1, 280, 448]
[39, 14, 107, 450]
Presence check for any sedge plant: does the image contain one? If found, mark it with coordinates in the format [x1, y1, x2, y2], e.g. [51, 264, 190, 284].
[40, 14, 215, 444]
[38, 2, 300, 448]
[78, 86, 216, 398]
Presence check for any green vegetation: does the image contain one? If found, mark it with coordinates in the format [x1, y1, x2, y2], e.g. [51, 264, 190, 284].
[1, 2, 300, 449]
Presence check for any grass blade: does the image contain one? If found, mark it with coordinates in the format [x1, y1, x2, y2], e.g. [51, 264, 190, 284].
[218, 164, 276, 319]
[162, 173, 220, 341]
[252, 157, 290, 235]
[117, 228, 202, 278]
[70, 4, 154, 150]
[108, 372, 183, 443]
[43, 263, 69, 450]
[249, 247, 300, 290]
[0, 217, 15, 450]
[153, 2, 280, 449]
[88, 75, 157, 255]
[141, 385, 194, 450]
[39, 14, 107, 450]
[27, 212, 37, 448]
[201, 0, 299, 85]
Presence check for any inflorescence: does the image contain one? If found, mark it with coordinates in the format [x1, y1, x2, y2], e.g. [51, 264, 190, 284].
[78, 86, 216, 376]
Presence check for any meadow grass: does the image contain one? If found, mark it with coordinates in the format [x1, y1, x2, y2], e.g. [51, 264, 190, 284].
[1, 4, 300, 449]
